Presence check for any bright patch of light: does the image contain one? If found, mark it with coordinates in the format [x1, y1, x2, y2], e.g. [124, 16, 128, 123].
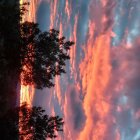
[134, 130, 140, 140]
[20, 0, 23, 4]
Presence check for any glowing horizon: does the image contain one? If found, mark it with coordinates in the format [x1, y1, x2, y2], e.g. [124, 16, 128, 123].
[20, 0, 36, 106]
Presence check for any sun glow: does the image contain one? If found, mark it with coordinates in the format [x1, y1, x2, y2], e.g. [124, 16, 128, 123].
[20, 0, 36, 106]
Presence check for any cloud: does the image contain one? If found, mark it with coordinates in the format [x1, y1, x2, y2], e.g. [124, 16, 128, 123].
[63, 85, 85, 139]
[104, 37, 140, 140]
[30, 1, 140, 140]
[78, 33, 113, 140]
[88, 0, 116, 38]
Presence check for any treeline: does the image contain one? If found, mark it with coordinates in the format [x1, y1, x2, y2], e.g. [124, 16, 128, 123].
[0, 1, 74, 139]
[0, 102, 64, 140]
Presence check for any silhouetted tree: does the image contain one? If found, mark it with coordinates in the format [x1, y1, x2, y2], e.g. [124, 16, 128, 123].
[0, 1, 22, 117]
[0, 2, 74, 89]
[0, 2, 30, 75]
[0, 2, 21, 74]
[20, 21, 74, 89]
[0, 103, 64, 140]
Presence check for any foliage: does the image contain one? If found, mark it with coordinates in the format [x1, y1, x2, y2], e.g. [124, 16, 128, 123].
[20, 22, 74, 89]
[0, 2, 74, 89]
[0, 3, 70, 139]
[0, 103, 64, 140]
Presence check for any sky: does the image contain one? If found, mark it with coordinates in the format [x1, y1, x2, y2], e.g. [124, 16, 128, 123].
[21, 0, 140, 140]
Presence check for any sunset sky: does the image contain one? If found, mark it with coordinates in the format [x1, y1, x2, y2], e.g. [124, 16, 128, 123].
[21, 0, 140, 139]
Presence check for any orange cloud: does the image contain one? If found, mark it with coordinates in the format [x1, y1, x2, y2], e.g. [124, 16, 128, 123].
[78, 34, 111, 140]
[55, 76, 62, 105]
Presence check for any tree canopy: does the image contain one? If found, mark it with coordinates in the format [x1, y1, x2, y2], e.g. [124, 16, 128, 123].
[0, 3, 72, 139]
[20, 22, 74, 89]
[0, 103, 64, 140]
[0, 2, 74, 89]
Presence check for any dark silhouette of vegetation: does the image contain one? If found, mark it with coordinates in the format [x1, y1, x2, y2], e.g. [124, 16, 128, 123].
[20, 22, 74, 89]
[0, 2, 72, 139]
[0, 2, 20, 74]
[0, 1, 22, 116]
[0, 103, 64, 140]
[0, 2, 74, 89]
